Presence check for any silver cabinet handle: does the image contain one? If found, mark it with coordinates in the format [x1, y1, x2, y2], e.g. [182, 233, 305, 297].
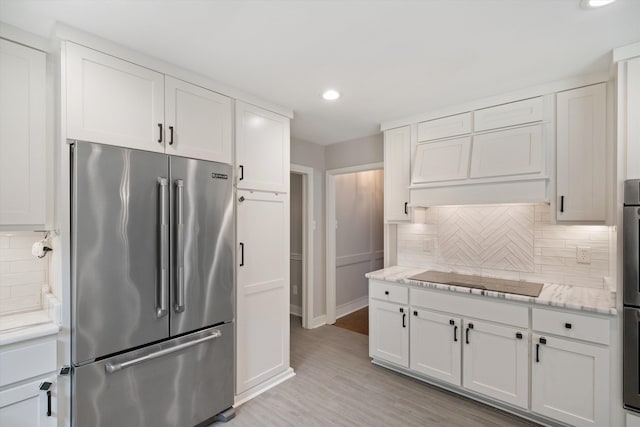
[157, 178, 169, 318]
[174, 179, 185, 313]
[105, 329, 222, 374]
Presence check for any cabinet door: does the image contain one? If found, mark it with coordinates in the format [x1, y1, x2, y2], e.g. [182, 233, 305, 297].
[556, 83, 606, 221]
[236, 101, 290, 192]
[66, 42, 165, 153]
[462, 320, 528, 408]
[532, 334, 609, 427]
[369, 299, 409, 367]
[236, 191, 289, 393]
[469, 125, 544, 179]
[410, 309, 461, 386]
[0, 379, 56, 427]
[0, 39, 46, 225]
[165, 76, 232, 163]
[412, 137, 471, 184]
[384, 126, 411, 222]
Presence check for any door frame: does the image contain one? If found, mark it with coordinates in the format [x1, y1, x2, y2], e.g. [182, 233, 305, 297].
[325, 162, 384, 325]
[290, 164, 314, 329]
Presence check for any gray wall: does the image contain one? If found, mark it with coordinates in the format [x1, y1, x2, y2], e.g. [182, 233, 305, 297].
[289, 173, 303, 311]
[291, 137, 327, 320]
[335, 170, 384, 310]
[325, 133, 383, 170]
[290, 133, 383, 322]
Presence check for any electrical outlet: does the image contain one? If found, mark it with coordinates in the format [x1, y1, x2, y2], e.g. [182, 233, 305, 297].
[576, 246, 591, 264]
[423, 239, 435, 254]
[292, 285, 298, 295]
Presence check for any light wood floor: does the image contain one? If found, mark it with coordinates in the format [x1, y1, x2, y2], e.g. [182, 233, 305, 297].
[224, 316, 538, 426]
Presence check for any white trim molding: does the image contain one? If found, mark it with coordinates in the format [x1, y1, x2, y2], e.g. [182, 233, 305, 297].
[233, 368, 295, 407]
[336, 296, 369, 320]
[290, 164, 314, 329]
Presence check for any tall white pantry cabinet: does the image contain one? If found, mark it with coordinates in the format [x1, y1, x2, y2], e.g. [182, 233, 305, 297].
[235, 101, 292, 400]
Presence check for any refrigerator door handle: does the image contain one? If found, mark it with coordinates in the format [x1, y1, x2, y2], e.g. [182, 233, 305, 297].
[157, 177, 169, 318]
[175, 179, 185, 313]
[104, 329, 222, 374]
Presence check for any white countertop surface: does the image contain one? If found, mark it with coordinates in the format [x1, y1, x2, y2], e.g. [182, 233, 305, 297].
[0, 310, 60, 346]
[366, 266, 617, 316]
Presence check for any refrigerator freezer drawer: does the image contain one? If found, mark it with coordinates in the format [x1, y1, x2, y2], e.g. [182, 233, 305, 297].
[73, 323, 233, 427]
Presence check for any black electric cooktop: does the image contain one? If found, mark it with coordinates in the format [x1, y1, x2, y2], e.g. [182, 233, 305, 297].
[408, 271, 544, 297]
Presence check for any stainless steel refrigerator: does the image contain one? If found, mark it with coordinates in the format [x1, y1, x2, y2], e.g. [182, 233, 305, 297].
[70, 141, 234, 426]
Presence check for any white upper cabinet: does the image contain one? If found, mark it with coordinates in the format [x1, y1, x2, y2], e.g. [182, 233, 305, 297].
[474, 97, 543, 132]
[556, 83, 606, 222]
[417, 112, 471, 142]
[384, 126, 411, 222]
[164, 76, 232, 163]
[412, 137, 471, 184]
[66, 42, 165, 153]
[0, 39, 46, 226]
[236, 101, 290, 193]
[469, 125, 544, 179]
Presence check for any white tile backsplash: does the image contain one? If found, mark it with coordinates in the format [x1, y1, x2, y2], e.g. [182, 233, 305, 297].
[397, 204, 611, 289]
[0, 232, 49, 315]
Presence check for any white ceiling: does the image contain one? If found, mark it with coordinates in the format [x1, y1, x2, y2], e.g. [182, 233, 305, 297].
[1, 0, 639, 145]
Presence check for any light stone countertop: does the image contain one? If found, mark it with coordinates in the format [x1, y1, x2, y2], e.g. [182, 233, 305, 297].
[366, 266, 617, 316]
[0, 311, 60, 346]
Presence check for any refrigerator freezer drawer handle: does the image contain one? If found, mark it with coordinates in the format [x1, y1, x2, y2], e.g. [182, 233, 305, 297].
[157, 178, 169, 318]
[175, 179, 185, 313]
[105, 330, 222, 374]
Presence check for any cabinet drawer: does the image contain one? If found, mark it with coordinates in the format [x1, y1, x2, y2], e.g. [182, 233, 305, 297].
[532, 308, 609, 345]
[417, 112, 472, 142]
[474, 97, 543, 132]
[410, 287, 528, 328]
[370, 280, 408, 305]
[0, 338, 56, 387]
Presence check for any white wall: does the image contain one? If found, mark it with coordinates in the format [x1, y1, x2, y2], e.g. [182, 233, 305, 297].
[398, 204, 613, 289]
[0, 231, 48, 315]
[335, 170, 384, 313]
[289, 173, 303, 312]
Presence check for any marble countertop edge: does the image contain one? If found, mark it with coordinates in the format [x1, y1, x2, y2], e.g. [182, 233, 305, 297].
[366, 266, 617, 316]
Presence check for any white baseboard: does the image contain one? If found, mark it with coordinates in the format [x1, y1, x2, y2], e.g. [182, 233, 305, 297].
[310, 315, 327, 329]
[336, 296, 369, 319]
[290, 304, 302, 317]
[233, 368, 296, 407]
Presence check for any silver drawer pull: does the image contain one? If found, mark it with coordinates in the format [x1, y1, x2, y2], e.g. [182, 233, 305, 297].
[105, 330, 221, 374]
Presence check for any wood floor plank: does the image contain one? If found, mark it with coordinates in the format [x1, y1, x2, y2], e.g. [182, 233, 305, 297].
[221, 316, 539, 427]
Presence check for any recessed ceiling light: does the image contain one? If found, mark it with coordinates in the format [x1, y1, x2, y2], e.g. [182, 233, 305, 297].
[322, 89, 341, 101]
[581, 0, 617, 9]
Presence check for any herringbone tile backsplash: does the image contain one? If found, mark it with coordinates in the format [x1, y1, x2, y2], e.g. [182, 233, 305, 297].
[398, 204, 611, 289]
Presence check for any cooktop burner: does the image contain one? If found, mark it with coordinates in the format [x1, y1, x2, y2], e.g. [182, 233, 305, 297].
[407, 271, 543, 297]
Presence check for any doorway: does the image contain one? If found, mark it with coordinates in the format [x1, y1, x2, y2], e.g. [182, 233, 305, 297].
[290, 164, 314, 329]
[325, 163, 384, 325]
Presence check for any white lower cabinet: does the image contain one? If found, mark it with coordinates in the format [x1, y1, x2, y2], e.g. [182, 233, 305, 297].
[409, 309, 461, 385]
[462, 319, 528, 408]
[531, 334, 609, 427]
[369, 279, 613, 426]
[369, 299, 409, 367]
[0, 379, 56, 427]
[0, 333, 57, 427]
